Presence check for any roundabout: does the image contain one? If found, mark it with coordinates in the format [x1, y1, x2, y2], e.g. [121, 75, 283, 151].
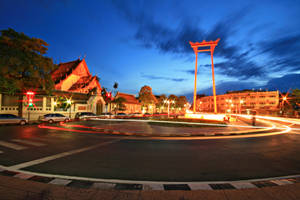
[0, 116, 300, 190]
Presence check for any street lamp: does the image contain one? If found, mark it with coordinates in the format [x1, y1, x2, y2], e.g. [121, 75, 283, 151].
[66, 99, 72, 118]
[164, 99, 175, 118]
[239, 99, 244, 114]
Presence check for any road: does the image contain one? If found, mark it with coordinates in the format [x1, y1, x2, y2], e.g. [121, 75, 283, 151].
[0, 118, 299, 182]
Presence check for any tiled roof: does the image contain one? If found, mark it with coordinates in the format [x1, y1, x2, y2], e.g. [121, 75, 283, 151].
[117, 92, 140, 104]
[68, 76, 92, 91]
[52, 59, 81, 83]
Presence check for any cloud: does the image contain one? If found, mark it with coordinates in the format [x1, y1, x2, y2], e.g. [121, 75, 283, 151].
[112, 1, 266, 79]
[142, 74, 186, 82]
[259, 34, 300, 72]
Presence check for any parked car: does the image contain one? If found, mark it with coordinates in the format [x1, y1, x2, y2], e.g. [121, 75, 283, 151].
[39, 113, 70, 123]
[98, 112, 114, 119]
[143, 113, 152, 118]
[0, 114, 27, 125]
[115, 113, 127, 119]
[75, 112, 97, 120]
[129, 112, 143, 118]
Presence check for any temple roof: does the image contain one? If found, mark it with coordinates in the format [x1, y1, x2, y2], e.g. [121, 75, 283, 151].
[117, 92, 140, 104]
[68, 76, 92, 91]
[52, 59, 82, 83]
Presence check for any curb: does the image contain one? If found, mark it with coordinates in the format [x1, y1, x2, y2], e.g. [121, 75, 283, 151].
[1, 167, 300, 191]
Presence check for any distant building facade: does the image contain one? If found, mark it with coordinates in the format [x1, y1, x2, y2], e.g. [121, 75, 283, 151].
[114, 92, 141, 114]
[196, 90, 280, 114]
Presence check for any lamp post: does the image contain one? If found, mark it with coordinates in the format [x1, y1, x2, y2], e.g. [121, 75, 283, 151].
[164, 99, 175, 118]
[67, 99, 72, 118]
[239, 99, 244, 114]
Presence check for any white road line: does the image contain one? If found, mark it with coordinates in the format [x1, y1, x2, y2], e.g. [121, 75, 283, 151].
[271, 179, 293, 185]
[0, 141, 27, 150]
[49, 178, 72, 185]
[9, 139, 120, 170]
[189, 183, 213, 190]
[231, 182, 257, 189]
[14, 173, 34, 180]
[143, 184, 164, 190]
[11, 139, 46, 147]
[92, 182, 115, 190]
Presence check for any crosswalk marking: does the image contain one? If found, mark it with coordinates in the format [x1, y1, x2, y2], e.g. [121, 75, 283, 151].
[92, 182, 115, 190]
[14, 173, 34, 180]
[189, 183, 213, 190]
[0, 141, 27, 150]
[49, 178, 72, 185]
[11, 139, 46, 147]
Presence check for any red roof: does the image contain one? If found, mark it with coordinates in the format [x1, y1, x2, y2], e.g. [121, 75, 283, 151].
[68, 76, 92, 91]
[117, 92, 140, 104]
[52, 59, 82, 83]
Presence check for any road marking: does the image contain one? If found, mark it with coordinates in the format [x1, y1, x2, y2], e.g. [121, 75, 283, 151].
[14, 173, 34, 180]
[143, 184, 164, 191]
[231, 182, 257, 189]
[271, 179, 293, 185]
[11, 139, 46, 147]
[189, 183, 213, 190]
[49, 178, 72, 185]
[9, 139, 120, 170]
[92, 182, 115, 190]
[0, 140, 27, 150]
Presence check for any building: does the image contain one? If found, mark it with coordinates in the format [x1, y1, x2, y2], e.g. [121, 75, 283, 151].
[114, 92, 141, 114]
[0, 58, 106, 120]
[197, 90, 280, 114]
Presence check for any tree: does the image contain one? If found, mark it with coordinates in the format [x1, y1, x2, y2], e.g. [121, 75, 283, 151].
[111, 96, 126, 113]
[156, 94, 167, 111]
[138, 85, 157, 111]
[177, 96, 188, 108]
[0, 28, 55, 116]
[113, 82, 118, 96]
[291, 89, 300, 112]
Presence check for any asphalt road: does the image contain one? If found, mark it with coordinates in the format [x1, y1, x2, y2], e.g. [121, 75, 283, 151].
[0, 120, 300, 182]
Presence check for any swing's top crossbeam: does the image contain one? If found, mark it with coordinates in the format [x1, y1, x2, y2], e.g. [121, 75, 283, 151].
[189, 38, 220, 52]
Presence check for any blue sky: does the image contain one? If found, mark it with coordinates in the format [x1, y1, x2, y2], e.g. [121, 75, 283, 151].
[1, 0, 300, 99]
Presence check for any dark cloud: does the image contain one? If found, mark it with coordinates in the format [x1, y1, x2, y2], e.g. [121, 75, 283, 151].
[142, 74, 186, 82]
[184, 60, 264, 79]
[259, 34, 300, 72]
[112, 1, 266, 79]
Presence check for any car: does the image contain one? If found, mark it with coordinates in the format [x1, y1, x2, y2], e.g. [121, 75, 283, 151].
[115, 113, 127, 119]
[98, 112, 114, 119]
[0, 114, 28, 125]
[143, 113, 152, 117]
[39, 113, 70, 123]
[75, 112, 97, 120]
[129, 112, 143, 118]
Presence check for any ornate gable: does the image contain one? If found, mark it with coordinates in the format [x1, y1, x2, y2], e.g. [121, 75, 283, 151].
[51, 58, 101, 94]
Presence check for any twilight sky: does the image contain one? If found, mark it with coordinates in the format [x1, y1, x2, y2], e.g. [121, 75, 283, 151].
[1, 0, 300, 99]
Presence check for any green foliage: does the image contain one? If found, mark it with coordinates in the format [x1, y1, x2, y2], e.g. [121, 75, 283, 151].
[177, 96, 188, 108]
[112, 97, 126, 111]
[0, 28, 55, 94]
[291, 89, 300, 110]
[138, 85, 157, 106]
[55, 96, 71, 111]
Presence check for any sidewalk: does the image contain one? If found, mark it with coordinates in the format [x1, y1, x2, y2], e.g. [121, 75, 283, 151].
[1, 175, 300, 200]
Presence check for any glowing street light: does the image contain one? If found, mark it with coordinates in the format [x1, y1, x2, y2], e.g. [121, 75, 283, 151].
[66, 98, 72, 118]
[164, 99, 175, 118]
